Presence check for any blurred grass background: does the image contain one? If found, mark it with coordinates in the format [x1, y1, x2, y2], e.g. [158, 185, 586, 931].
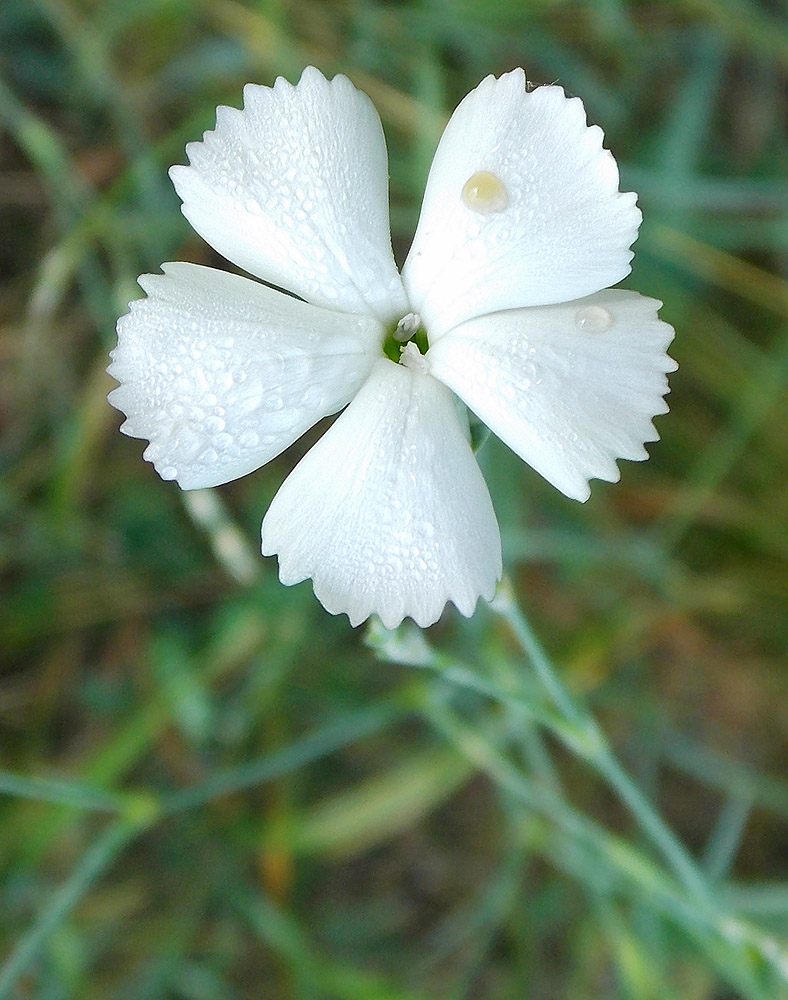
[2, 0, 788, 997]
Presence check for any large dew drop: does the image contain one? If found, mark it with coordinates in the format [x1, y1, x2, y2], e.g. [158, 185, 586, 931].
[461, 170, 509, 215]
[575, 304, 613, 333]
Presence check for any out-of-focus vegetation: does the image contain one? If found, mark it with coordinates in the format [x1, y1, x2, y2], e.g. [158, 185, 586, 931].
[2, 0, 788, 997]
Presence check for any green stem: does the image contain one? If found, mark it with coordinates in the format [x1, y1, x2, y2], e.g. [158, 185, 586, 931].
[0, 817, 143, 999]
[160, 701, 400, 816]
[491, 581, 713, 907]
[427, 697, 785, 1000]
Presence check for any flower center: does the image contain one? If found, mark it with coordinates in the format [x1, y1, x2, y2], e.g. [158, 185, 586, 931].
[383, 312, 429, 363]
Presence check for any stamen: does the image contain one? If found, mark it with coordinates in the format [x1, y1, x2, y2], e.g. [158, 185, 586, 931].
[394, 312, 422, 341]
[400, 342, 429, 373]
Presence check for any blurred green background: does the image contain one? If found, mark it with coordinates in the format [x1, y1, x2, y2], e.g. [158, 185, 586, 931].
[2, 0, 788, 997]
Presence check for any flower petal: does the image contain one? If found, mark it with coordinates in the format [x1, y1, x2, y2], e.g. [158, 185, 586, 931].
[427, 290, 677, 501]
[170, 67, 408, 324]
[261, 358, 502, 629]
[109, 262, 382, 489]
[402, 69, 641, 339]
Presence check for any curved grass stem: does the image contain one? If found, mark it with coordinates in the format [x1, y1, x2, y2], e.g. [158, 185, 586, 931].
[490, 579, 714, 907]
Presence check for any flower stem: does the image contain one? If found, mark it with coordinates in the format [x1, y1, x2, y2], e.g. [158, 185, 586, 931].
[490, 577, 715, 909]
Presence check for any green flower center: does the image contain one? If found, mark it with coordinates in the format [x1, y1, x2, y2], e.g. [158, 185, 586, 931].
[382, 312, 429, 363]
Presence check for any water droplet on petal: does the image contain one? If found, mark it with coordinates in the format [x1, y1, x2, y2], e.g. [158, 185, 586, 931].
[575, 304, 613, 333]
[205, 415, 225, 433]
[300, 385, 322, 409]
[461, 170, 509, 215]
[160, 465, 178, 480]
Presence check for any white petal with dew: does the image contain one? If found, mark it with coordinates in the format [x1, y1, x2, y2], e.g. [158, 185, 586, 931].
[261, 358, 502, 629]
[109, 262, 382, 489]
[403, 70, 642, 339]
[170, 67, 408, 324]
[427, 290, 677, 501]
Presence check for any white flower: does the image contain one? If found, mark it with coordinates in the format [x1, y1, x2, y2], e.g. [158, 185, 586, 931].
[109, 67, 676, 629]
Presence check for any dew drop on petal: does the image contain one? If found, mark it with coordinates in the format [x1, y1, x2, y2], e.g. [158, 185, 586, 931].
[205, 415, 225, 433]
[240, 431, 259, 449]
[160, 465, 178, 480]
[461, 170, 509, 215]
[300, 385, 323, 409]
[574, 304, 613, 333]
